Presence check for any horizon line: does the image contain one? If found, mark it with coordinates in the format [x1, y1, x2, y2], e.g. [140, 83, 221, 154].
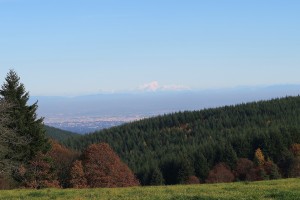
[29, 83, 300, 98]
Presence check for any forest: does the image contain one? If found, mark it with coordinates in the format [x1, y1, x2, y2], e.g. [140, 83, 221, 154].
[63, 95, 300, 185]
[44, 125, 80, 142]
[0, 70, 300, 189]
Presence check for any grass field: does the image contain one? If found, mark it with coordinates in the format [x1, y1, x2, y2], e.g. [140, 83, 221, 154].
[0, 178, 299, 200]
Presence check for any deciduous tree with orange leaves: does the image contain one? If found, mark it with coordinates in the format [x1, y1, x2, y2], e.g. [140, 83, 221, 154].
[235, 158, 254, 181]
[290, 143, 300, 156]
[290, 143, 300, 177]
[47, 140, 79, 188]
[205, 163, 235, 183]
[185, 176, 200, 185]
[82, 143, 139, 188]
[18, 152, 60, 189]
[69, 160, 87, 188]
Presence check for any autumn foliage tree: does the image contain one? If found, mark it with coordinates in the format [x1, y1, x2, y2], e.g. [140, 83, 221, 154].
[14, 140, 78, 189]
[82, 143, 139, 188]
[290, 143, 300, 156]
[17, 153, 60, 189]
[289, 143, 300, 177]
[47, 140, 79, 188]
[235, 158, 254, 181]
[185, 176, 200, 185]
[69, 160, 87, 188]
[205, 163, 235, 183]
[254, 148, 265, 166]
[245, 148, 281, 181]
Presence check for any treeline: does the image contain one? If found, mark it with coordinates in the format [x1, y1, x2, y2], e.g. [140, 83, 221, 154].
[12, 140, 139, 189]
[64, 95, 300, 185]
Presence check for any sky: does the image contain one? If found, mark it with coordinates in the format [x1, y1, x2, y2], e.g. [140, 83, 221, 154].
[1, 0, 300, 96]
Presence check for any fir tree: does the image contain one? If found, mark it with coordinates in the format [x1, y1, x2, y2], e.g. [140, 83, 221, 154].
[177, 158, 194, 184]
[194, 153, 210, 181]
[0, 70, 49, 162]
[149, 168, 164, 186]
[0, 99, 29, 176]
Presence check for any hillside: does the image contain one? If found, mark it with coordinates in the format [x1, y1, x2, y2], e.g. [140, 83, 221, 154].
[0, 178, 299, 200]
[64, 96, 300, 184]
[44, 125, 80, 142]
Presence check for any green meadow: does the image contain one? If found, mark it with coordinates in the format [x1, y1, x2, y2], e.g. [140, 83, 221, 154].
[0, 178, 299, 200]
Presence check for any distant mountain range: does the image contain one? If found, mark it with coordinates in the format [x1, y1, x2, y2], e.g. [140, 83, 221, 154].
[31, 84, 300, 133]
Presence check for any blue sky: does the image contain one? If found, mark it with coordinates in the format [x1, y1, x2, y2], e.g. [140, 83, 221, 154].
[1, 0, 300, 96]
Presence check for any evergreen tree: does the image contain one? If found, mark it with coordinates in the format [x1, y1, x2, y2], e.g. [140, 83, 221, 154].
[177, 158, 194, 184]
[0, 70, 49, 162]
[161, 160, 180, 185]
[0, 99, 29, 176]
[269, 163, 281, 180]
[194, 153, 209, 181]
[149, 168, 164, 186]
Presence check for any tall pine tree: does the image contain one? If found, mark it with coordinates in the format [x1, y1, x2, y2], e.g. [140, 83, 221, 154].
[0, 70, 49, 162]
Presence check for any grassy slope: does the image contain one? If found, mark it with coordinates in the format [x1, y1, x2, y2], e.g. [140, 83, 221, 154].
[1, 178, 299, 200]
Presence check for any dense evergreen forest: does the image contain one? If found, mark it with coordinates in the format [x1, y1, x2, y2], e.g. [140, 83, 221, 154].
[44, 125, 80, 142]
[64, 96, 300, 185]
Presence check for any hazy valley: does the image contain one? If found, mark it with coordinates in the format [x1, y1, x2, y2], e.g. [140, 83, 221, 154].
[31, 84, 300, 133]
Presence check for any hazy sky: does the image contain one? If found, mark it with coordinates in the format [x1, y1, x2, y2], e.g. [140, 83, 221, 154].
[1, 0, 299, 96]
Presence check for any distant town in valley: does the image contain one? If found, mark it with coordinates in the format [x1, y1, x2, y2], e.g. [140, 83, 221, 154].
[44, 115, 146, 134]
